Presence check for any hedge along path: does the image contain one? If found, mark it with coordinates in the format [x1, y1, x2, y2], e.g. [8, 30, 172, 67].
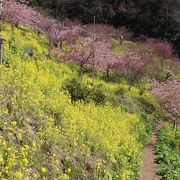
[140, 123, 164, 180]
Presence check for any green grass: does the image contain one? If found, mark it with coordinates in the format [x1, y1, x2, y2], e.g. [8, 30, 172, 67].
[112, 39, 138, 53]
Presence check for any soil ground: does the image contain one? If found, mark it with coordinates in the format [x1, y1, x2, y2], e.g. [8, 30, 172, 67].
[140, 124, 164, 180]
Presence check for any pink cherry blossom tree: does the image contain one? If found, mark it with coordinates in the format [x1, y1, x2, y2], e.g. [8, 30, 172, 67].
[93, 41, 119, 77]
[115, 52, 156, 90]
[154, 42, 173, 70]
[151, 79, 180, 130]
[3, 0, 81, 51]
[3, 0, 33, 27]
[63, 38, 93, 73]
[82, 23, 114, 43]
[63, 18, 81, 28]
[63, 39, 120, 77]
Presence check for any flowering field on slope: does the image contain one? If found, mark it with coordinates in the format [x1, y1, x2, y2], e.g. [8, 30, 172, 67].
[0, 23, 157, 179]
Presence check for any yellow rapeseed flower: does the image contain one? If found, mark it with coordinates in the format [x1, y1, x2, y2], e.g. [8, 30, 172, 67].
[0, 156, 3, 164]
[22, 158, 28, 166]
[67, 168, 71, 174]
[65, 157, 69, 161]
[14, 172, 23, 179]
[11, 121, 17, 127]
[41, 167, 47, 173]
[33, 173, 38, 178]
[32, 141, 36, 147]
[60, 174, 69, 180]
[7, 147, 12, 152]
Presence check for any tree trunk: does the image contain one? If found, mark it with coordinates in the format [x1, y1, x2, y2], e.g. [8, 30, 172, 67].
[106, 67, 110, 77]
[160, 57, 164, 71]
[80, 62, 84, 73]
[36, 30, 41, 36]
[60, 41, 63, 49]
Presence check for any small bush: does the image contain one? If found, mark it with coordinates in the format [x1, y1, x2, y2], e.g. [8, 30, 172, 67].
[63, 79, 106, 104]
[63, 78, 91, 103]
[91, 85, 106, 104]
[102, 71, 125, 83]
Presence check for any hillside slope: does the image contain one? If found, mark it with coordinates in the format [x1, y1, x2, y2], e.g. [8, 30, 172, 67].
[0, 22, 159, 179]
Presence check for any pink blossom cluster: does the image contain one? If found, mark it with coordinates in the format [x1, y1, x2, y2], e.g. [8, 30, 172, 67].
[82, 23, 114, 43]
[63, 18, 81, 28]
[3, 0, 35, 26]
[2, 0, 82, 46]
[63, 38, 159, 77]
[62, 38, 93, 66]
[154, 42, 173, 59]
[115, 52, 156, 79]
[94, 41, 119, 72]
[151, 80, 180, 120]
[63, 39, 121, 75]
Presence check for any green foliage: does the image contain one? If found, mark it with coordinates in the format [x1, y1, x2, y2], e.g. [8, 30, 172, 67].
[91, 85, 106, 104]
[112, 39, 130, 53]
[63, 78, 106, 104]
[156, 124, 180, 180]
[63, 78, 91, 103]
[102, 71, 124, 83]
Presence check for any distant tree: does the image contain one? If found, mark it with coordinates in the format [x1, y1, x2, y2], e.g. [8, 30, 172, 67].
[30, 0, 180, 53]
[114, 27, 129, 45]
[3, 0, 33, 26]
[116, 52, 156, 90]
[63, 39, 121, 77]
[3, 0, 81, 57]
[82, 23, 114, 42]
[63, 18, 81, 28]
[63, 38, 93, 73]
[154, 42, 173, 70]
[94, 41, 119, 77]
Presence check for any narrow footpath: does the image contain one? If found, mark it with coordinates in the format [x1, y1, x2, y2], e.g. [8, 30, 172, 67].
[140, 125, 163, 180]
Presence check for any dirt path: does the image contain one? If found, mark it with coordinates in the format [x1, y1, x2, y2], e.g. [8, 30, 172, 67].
[140, 125, 163, 180]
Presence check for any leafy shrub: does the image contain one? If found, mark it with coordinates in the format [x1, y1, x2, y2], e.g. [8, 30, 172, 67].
[107, 87, 127, 107]
[156, 70, 169, 81]
[63, 78, 91, 103]
[63, 78, 106, 104]
[102, 71, 124, 83]
[91, 85, 106, 104]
